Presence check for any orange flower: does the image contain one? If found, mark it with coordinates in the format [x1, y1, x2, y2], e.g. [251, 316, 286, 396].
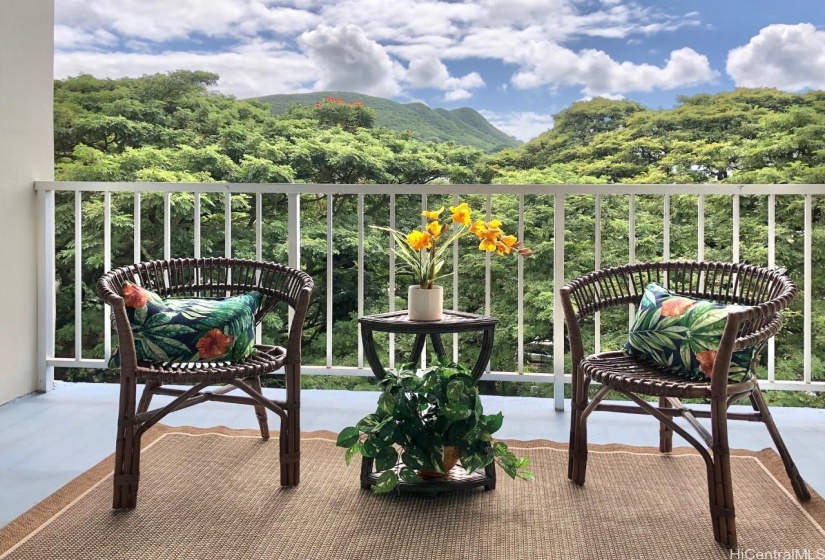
[479, 229, 499, 252]
[449, 203, 472, 226]
[696, 350, 717, 378]
[495, 235, 517, 255]
[407, 230, 432, 251]
[469, 219, 486, 237]
[196, 329, 234, 359]
[122, 283, 148, 308]
[660, 297, 697, 317]
[422, 206, 444, 220]
[426, 220, 445, 239]
[487, 219, 502, 231]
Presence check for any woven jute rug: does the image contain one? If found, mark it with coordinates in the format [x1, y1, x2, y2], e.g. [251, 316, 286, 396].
[1, 426, 823, 560]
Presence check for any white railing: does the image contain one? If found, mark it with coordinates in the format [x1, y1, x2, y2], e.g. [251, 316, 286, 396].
[35, 182, 825, 411]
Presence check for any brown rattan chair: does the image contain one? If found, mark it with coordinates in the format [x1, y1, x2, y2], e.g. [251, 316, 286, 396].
[98, 258, 313, 509]
[560, 261, 810, 548]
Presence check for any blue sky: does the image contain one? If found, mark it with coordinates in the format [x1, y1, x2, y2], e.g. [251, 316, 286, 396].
[54, 0, 825, 141]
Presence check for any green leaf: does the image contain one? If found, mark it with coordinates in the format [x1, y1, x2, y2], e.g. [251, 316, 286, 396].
[142, 337, 170, 362]
[401, 447, 429, 470]
[143, 311, 174, 329]
[443, 402, 472, 421]
[378, 392, 395, 415]
[344, 444, 358, 466]
[336, 426, 360, 448]
[356, 414, 382, 433]
[446, 379, 466, 402]
[134, 304, 148, 325]
[375, 447, 399, 471]
[373, 470, 399, 494]
[377, 419, 396, 444]
[148, 324, 196, 337]
[482, 412, 504, 434]
[398, 467, 421, 484]
[361, 436, 383, 458]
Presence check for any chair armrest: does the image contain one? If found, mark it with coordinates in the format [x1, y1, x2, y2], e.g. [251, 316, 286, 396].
[284, 284, 312, 365]
[97, 280, 139, 374]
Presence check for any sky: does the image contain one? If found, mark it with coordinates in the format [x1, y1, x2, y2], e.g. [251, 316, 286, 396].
[54, 0, 825, 142]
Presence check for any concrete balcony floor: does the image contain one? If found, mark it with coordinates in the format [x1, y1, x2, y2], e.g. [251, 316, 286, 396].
[1, 381, 824, 528]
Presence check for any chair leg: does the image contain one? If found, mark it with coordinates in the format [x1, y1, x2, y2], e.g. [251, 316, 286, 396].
[569, 374, 590, 486]
[709, 398, 737, 548]
[658, 396, 673, 453]
[249, 376, 270, 440]
[136, 380, 159, 414]
[113, 376, 142, 509]
[750, 389, 811, 501]
[281, 362, 300, 487]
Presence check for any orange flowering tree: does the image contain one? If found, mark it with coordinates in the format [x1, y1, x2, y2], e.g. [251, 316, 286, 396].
[312, 96, 375, 132]
[375, 201, 531, 289]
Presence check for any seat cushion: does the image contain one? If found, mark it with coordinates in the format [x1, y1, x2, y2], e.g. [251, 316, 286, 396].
[110, 282, 261, 366]
[624, 282, 752, 383]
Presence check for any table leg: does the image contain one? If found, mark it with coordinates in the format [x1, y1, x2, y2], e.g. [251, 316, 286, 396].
[407, 333, 427, 369]
[470, 326, 496, 380]
[429, 333, 447, 361]
[360, 326, 387, 379]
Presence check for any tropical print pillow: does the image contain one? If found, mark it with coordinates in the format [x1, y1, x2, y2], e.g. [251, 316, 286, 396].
[623, 282, 752, 383]
[109, 282, 261, 367]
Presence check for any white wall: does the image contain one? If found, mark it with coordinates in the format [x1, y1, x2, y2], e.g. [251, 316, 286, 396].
[0, 1, 54, 404]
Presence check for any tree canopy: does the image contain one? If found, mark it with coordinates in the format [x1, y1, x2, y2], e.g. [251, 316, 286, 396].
[53, 71, 825, 406]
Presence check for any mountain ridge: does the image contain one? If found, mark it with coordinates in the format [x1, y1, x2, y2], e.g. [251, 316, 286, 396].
[251, 91, 521, 152]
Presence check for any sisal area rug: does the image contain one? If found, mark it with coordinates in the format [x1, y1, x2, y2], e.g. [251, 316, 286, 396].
[1, 426, 823, 560]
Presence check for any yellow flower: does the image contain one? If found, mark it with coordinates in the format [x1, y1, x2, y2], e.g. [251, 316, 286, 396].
[450, 203, 472, 226]
[422, 206, 444, 220]
[479, 238, 497, 252]
[486, 219, 502, 233]
[478, 229, 499, 252]
[496, 235, 518, 255]
[407, 230, 432, 251]
[426, 220, 445, 239]
[470, 219, 486, 237]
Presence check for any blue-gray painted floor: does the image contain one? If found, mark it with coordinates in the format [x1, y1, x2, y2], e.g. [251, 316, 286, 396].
[1, 381, 824, 529]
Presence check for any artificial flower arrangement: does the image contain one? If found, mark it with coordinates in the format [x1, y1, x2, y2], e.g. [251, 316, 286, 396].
[376, 201, 532, 290]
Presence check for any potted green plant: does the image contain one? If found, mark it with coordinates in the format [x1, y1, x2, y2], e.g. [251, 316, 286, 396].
[336, 360, 534, 493]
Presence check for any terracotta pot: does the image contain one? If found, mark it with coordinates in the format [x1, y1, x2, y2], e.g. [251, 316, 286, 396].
[417, 445, 460, 478]
[407, 285, 443, 321]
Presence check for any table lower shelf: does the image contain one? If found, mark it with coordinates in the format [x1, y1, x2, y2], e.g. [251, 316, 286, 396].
[360, 459, 496, 493]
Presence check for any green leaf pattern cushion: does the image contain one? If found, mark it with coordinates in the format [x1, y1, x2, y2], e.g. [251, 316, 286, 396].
[110, 282, 261, 366]
[624, 282, 752, 383]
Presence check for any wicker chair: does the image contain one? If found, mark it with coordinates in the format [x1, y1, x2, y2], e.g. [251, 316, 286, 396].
[98, 258, 313, 509]
[560, 261, 810, 548]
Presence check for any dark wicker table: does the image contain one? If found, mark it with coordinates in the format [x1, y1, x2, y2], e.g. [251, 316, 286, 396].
[357, 310, 498, 493]
[358, 310, 498, 381]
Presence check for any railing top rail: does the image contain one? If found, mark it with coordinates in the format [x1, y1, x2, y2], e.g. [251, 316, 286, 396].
[34, 181, 825, 196]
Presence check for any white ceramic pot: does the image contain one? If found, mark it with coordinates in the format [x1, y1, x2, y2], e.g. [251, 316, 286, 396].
[407, 285, 443, 321]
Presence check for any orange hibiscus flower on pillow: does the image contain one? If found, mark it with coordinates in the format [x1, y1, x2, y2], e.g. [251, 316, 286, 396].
[696, 350, 717, 378]
[196, 329, 234, 359]
[122, 283, 149, 308]
[660, 297, 697, 317]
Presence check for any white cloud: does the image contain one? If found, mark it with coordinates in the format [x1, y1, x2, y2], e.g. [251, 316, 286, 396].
[443, 89, 473, 102]
[54, 24, 118, 50]
[53, 0, 713, 103]
[406, 57, 484, 99]
[55, 0, 319, 43]
[479, 110, 556, 142]
[727, 23, 825, 91]
[512, 45, 716, 96]
[55, 46, 318, 99]
[298, 24, 401, 97]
